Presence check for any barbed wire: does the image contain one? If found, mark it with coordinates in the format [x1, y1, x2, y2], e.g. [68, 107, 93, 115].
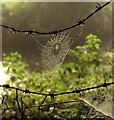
[1, 81, 113, 119]
[0, 81, 113, 98]
[0, 0, 112, 35]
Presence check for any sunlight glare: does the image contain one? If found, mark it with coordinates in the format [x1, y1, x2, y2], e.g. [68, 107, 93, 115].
[0, 62, 9, 85]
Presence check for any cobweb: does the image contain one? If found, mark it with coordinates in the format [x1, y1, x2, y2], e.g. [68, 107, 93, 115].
[80, 36, 113, 119]
[31, 31, 72, 71]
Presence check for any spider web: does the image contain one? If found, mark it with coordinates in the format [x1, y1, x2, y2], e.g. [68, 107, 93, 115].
[31, 32, 72, 71]
[80, 36, 113, 119]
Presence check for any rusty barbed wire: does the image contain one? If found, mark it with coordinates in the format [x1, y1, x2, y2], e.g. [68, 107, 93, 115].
[0, 0, 113, 35]
[0, 81, 113, 98]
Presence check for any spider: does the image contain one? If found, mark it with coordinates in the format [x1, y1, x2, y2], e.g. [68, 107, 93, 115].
[31, 32, 72, 71]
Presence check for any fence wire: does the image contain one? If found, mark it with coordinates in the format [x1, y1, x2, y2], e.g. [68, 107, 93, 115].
[0, 0, 113, 35]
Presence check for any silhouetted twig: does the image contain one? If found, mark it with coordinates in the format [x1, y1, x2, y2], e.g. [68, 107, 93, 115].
[1, 99, 79, 114]
[14, 89, 24, 119]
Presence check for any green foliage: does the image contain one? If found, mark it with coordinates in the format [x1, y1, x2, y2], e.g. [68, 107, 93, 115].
[2, 34, 112, 119]
[3, 52, 27, 84]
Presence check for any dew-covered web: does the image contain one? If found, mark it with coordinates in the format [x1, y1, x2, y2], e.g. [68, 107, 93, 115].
[31, 31, 72, 71]
[80, 36, 113, 119]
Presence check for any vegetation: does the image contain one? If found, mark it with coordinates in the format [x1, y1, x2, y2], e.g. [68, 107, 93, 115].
[1, 34, 113, 119]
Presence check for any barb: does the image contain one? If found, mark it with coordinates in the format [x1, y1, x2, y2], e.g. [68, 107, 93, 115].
[0, 1, 112, 35]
